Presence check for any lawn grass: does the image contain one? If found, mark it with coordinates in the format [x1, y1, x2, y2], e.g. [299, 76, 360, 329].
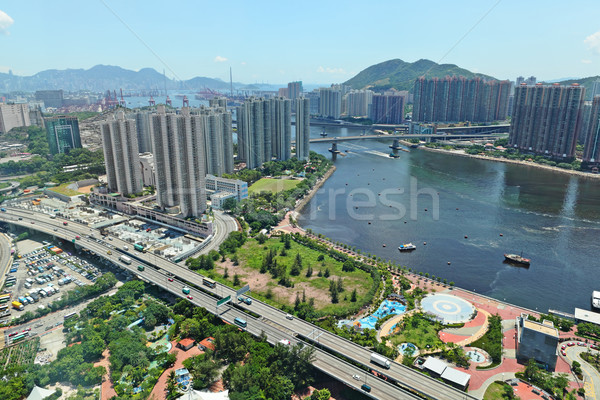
[389, 314, 445, 350]
[224, 237, 373, 313]
[48, 183, 80, 197]
[483, 382, 510, 400]
[248, 178, 301, 194]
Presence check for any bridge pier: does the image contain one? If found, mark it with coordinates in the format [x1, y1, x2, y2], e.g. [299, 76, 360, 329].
[328, 142, 341, 160]
[389, 138, 402, 150]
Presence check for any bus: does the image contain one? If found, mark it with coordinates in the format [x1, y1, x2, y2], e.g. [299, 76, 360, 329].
[11, 334, 25, 343]
[64, 312, 78, 320]
[0, 305, 8, 312]
[234, 317, 247, 328]
[134, 244, 145, 252]
[202, 278, 216, 288]
[119, 255, 132, 265]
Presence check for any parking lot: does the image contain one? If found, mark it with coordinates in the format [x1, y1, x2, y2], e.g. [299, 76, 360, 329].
[2, 238, 107, 326]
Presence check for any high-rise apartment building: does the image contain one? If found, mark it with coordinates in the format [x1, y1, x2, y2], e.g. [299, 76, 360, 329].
[150, 105, 207, 217]
[319, 88, 342, 119]
[345, 90, 373, 118]
[306, 90, 320, 115]
[287, 81, 303, 100]
[295, 98, 310, 161]
[591, 80, 600, 99]
[133, 112, 153, 153]
[44, 115, 82, 154]
[101, 112, 143, 196]
[413, 76, 510, 123]
[370, 94, 405, 124]
[197, 107, 234, 176]
[35, 90, 64, 108]
[237, 97, 293, 169]
[0, 103, 30, 134]
[583, 96, 600, 166]
[509, 83, 584, 160]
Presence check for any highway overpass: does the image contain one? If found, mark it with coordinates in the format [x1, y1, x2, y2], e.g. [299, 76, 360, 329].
[0, 207, 476, 400]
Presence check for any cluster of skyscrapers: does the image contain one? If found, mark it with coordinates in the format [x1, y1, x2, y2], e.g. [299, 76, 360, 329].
[236, 96, 310, 169]
[507, 82, 600, 165]
[101, 103, 234, 217]
[101, 92, 311, 218]
[412, 76, 511, 123]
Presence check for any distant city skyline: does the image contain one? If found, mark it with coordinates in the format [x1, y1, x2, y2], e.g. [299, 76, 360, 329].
[2, 1, 600, 84]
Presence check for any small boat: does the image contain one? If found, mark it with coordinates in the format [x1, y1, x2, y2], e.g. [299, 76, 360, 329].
[398, 243, 416, 251]
[320, 130, 328, 137]
[389, 152, 400, 158]
[504, 252, 530, 266]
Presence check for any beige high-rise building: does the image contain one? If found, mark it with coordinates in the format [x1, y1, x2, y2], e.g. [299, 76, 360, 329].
[0, 103, 30, 134]
[150, 105, 207, 217]
[101, 112, 143, 196]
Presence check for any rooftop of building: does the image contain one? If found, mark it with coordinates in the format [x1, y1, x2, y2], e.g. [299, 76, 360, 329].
[522, 318, 559, 337]
[574, 308, 600, 326]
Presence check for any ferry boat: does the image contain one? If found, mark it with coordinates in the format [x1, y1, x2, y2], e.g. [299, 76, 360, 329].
[592, 291, 600, 311]
[398, 243, 416, 251]
[503, 252, 530, 266]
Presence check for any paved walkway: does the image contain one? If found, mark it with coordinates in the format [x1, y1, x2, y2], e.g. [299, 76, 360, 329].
[439, 308, 491, 347]
[148, 340, 204, 400]
[94, 349, 116, 400]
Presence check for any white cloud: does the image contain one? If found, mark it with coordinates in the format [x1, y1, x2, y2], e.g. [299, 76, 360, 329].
[0, 10, 14, 35]
[582, 59, 592, 64]
[214, 56, 228, 63]
[584, 31, 600, 54]
[317, 66, 346, 74]
[240, 61, 246, 65]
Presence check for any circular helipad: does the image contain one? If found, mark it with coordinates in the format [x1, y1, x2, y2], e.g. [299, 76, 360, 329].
[420, 293, 475, 324]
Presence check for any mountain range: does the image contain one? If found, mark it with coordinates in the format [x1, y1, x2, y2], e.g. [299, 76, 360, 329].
[1, 62, 599, 99]
[0, 65, 245, 93]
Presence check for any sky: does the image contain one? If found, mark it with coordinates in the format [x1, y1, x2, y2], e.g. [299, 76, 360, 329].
[1, 0, 600, 85]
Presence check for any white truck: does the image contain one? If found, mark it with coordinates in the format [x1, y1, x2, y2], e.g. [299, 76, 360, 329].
[119, 255, 132, 265]
[370, 352, 391, 369]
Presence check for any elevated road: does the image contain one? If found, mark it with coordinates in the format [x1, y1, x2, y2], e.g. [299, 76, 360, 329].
[307, 133, 507, 143]
[0, 207, 476, 400]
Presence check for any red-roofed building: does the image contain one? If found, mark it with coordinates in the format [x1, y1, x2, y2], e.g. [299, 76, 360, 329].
[176, 338, 195, 351]
[198, 337, 215, 351]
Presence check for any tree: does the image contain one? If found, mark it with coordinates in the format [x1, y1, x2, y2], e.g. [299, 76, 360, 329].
[350, 288, 357, 302]
[305, 265, 313, 277]
[223, 268, 229, 279]
[324, 268, 330, 278]
[233, 274, 241, 286]
[317, 254, 325, 261]
[290, 252, 302, 276]
[222, 197, 237, 212]
[311, 388, 331, 400]
[256, 232, 268, 244]
[336, 277, 344, 293]
[342, 259, 355, 272]
[166, 370, 179, 400]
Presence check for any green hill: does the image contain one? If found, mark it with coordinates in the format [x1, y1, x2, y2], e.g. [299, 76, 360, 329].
[544, 76, 600, 100]
[343, 58, 496, 92]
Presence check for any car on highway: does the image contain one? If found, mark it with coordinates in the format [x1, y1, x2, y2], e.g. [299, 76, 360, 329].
[187, 295, 193, 300]
[352, 374, 360, 381]
[361, 384, 371, 392]
[285, 314, 294, 320]
[107, 250, 112, 255]
[167, 278, 173, 282]
[238, 296, 252, 305]
[31, 221, 35, 224]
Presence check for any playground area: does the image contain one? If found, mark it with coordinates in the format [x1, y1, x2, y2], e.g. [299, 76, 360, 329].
[421, 293, 475, 324]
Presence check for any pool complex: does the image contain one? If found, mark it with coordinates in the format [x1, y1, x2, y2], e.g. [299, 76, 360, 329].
[355, 300, 406, 330]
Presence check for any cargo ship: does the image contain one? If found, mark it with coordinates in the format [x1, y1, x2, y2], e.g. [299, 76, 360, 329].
[503, 252, 530, 266]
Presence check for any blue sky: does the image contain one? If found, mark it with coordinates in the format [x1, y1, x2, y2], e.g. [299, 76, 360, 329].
[1, 0, 600, 85]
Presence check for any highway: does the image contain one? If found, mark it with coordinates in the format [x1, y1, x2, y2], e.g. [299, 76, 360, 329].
[0, 207, 476, 400]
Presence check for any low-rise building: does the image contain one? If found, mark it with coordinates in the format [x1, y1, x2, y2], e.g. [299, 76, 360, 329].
[516, 314, 559, 371]
[205, 174, 248, 203]
[176, 338, 195, 351]
[421, 357, 471, 390]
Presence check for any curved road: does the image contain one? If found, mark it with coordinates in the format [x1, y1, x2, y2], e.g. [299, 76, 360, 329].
[564, 344, 600, 399]
[0, 232, 12, 289]
[0, 207, 476, 400]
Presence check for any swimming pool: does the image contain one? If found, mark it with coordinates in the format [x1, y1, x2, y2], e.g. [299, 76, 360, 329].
[355, 300, 406, 330]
